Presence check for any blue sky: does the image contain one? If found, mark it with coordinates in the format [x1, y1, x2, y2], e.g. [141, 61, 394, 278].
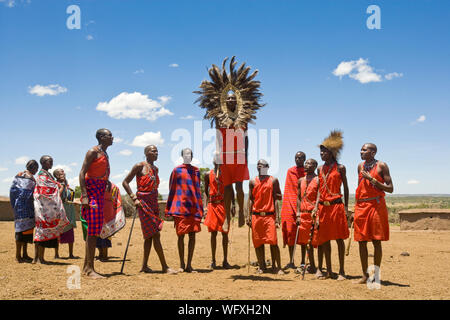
[1, 0, 449, 196]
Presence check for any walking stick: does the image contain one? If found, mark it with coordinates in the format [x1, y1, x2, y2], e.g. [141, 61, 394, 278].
[247, 219, 251, 273]
[290, 224, 300, 266]
[228, 204, 235, 262]
[120, 208, 138, 274]
[346, 221, 354, 256]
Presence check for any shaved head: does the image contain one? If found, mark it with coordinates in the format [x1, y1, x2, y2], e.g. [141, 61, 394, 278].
[39, 155, 52, 166]
[144, 145, 157, 154]
[96, 128, 110, 140]
[257, 159, 269, 167]
[53, 168, 64, 176]
[181, 148, 193, 158]
[295, 151, 306, 159]
[364, 143, 377, 154]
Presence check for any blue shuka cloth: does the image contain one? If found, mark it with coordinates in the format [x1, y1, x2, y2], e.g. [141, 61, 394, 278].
[10, 175, 36, 233]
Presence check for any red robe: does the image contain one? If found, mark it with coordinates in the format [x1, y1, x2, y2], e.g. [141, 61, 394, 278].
[217, 127, 249, 186]
[281, 166, 305, 246]
[354, 162, 389, 241]
[299, 176, 319, 246]
[315, 163, 349, 245]
[204, 169, 228, 234]
[251, 176, 277, 248]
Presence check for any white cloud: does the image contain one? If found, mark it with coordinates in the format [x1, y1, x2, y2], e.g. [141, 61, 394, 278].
[131, 131, 164, 147]
[15, 156, 29, 165]
[169, 63, 179, 68]
[416, 115, 426, 122]
[174, 156, 201, 167]
[384, 72, 403, 80]
[69, 162, 78, 167]
[114, 137, 124, 143]
[133, 69, 144, 74]
[96, 92, 173, 121]
[158, 95, 172, 104]
[411, 115, 426, 125]
[407, 179, 420, 185]
[28, 84, 67, 96]
[0, 0, 16, 8]
[0, 167, 7, 172]
[180, 115, 195, 120]
[332, 58, 399, 84]
[119, 149, 133, 156]
[86, 35, 94, 40]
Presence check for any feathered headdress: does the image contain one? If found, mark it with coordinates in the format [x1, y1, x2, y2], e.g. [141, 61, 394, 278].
[319, 130, 344, 159]
[194, 56, 265, 128]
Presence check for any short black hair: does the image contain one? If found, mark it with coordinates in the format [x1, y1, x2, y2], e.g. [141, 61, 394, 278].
[296, 151, 306, 159]
[181, 148, 193, 159]
[365, 143, 378, 154]
[39, 155, 52, 166]
[144, 145, 157, 154]
[96, 128, 111, 142]
[257, 159, 269, 167]
[306, 158, 318, 168]
[26, 160, 38, 171]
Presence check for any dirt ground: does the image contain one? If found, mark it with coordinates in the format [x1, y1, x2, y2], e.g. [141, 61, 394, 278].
[0, 219, 449, 300]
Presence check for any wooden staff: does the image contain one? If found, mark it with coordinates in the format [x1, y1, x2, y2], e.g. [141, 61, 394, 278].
[247, 222, 251, 273]
[120, 208, 138, 274]
[290, 224, 300, 266]
[228, 205, 235, 262]
[346, 220, 354, 256]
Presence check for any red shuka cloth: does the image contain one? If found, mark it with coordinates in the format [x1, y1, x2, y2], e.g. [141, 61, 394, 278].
[85, 150, 110, 180]
[315, 163, 349, 245]
[281, 166, 305, 246]
[204, 169, 228, 233]
[251, 176, 277, 247]
[354, 162, 389, 241]
[299, 176, 319, 246]
[217, 127, 249, 186]
[252, 176, 275, 213]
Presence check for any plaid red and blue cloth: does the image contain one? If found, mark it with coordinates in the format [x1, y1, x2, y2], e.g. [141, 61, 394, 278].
[165, 164, 203, 220]
[81, 178, 107, 237]
[137, 190, 163, 239]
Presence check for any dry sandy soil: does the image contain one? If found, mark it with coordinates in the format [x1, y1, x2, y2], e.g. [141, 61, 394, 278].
[0, 219, 449, 300]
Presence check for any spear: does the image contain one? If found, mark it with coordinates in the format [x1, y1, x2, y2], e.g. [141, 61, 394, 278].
[120, 207, 138, 274]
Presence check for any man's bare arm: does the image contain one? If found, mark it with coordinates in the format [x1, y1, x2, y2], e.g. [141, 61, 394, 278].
[272, 178, 282, 225]
[376, 162, 394, 193]
[296, 178, 304, 225]
[122, 163, 143, 197]
[338, 164, 349, 210]
[79, 148, 97, 206]
[203, 172, 210, 206]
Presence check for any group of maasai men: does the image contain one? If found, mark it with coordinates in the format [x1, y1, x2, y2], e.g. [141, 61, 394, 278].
[10, 128, 393, 285]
